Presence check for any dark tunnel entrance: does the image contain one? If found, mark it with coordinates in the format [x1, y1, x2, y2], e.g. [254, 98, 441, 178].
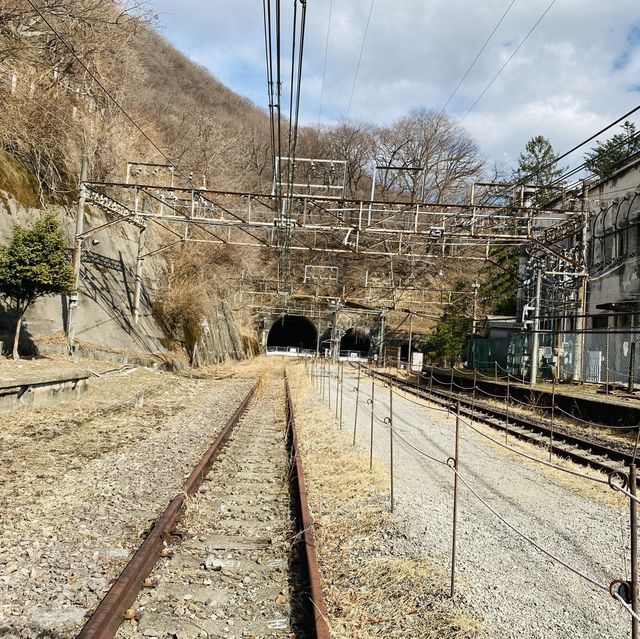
[340, 328, 371, 354]
[266, 315, 318, 351]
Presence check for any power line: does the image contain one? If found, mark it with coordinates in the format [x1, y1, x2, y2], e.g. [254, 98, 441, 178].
[460, 0, 557, 123]
[440, 0, 518, 113]
[317, 0, 333, 124]
[346, 0, 375, 119]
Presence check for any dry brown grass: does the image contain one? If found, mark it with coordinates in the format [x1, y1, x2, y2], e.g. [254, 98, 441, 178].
[287, 363, 483, 639]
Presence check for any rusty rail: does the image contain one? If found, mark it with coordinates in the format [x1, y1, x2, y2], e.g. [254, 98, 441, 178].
[284, 373, 331, 639]
[76, 383, 256, 639]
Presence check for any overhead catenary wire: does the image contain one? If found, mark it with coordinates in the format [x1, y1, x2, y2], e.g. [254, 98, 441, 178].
[460, 0, 557, 122]
[440, 0, 518, 113]
[317, 0, 333, 124]
[346, 0, 375, 119]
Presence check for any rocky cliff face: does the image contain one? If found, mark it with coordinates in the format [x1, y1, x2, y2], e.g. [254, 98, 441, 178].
[0, 155, 254, 366]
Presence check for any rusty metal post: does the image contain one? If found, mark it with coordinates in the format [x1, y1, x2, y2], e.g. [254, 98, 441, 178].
[339, 363, 344, 428]
[631, 463, 639, 639]
[495, 360, 498, 381]
[352, 366, 361, 443]
[471, 370, 477, 421]
[450, 399, 461, 597]
[450, 367, 454, 393]
[549, 378, 556, 461]
[389, 383, 394, 512]
[335, 362, 340, 418]
[369, 375, 375, 470]
[505, 374, 510, 444]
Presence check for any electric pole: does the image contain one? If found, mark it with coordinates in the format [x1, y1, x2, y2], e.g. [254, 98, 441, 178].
[67, 156, 88, 354]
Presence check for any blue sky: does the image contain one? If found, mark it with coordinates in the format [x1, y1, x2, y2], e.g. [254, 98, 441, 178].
[146, 0, 640, 170]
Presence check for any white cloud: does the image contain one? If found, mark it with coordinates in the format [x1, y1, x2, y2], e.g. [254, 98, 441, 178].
[146, 0, 640, 170]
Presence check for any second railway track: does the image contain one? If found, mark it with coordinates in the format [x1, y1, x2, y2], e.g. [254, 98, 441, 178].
[77, 369, 328, 639]
[365, 367, 638, 476]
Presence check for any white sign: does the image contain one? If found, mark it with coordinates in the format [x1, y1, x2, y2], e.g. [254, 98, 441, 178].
[411, 352, 424, 373]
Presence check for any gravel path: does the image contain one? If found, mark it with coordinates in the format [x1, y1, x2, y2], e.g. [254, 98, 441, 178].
[319, 364, 631, 639]
[0, 365, 254, 638]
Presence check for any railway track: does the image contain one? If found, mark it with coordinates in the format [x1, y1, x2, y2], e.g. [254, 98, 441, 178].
[77, 370, 328, 639]
[365, 367, 637, 476]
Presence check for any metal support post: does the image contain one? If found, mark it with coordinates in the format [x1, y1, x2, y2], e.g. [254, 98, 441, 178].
[495, 361, 498, 381]
[352, 366, 361, 443]
[67, 156, 89, 354]
[605, 326, 610, 394]
[407, 312, 413, 369]
[530, 267, 542, 385]
[450, 367, 454, 393]
[549, 378, 556, 461]
[388, 384, 395, 512]
[450, 399, 461, 597]
[328, 362, 332, 411]
[471, 370, 477, 421]
[631, 463, 639, 639]
[505, 374, 510, 444]
[335, 362, 340, 418]
[339, 364, 344, 428]
[133, 225, 146, 324]
[429, 370, 433, 395]
[630, 343, 637, 393]
[369, 375, 375, 471]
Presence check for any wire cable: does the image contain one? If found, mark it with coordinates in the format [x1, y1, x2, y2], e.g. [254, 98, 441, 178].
[450, 465, 610, 591]
[317, 0, 333, 124]
[460, 0, 557, 122]
[440, 0, 518, 113]
[346, 0, 375, 119]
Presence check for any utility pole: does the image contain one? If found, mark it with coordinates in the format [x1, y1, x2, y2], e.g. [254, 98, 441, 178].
[67, 156, 88, 355]
[574, 181, 590, 382]
[132, 224, 146, 324]
[530, 267, 542, 386]
[332, 299, 340, 363]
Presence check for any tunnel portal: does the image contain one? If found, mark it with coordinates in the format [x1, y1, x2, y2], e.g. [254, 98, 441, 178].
[340, 327, 371, 354]
[266, 315, 318, 351]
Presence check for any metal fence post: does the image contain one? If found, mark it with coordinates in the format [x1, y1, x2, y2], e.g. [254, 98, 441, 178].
[549, 378, 556, 462]
[322, 359, 326, 400]
[605, 327, 610, 394]
[450, 367, 454, 393]
[352, 366, 361, 444]
[369, 375, 375, 471]
[328, 362, 332, 411]
[388, 384, 394, 512]
[335, 362, 340, 418]
[495, 361, 498, 381]
[339, 364, 344, 428]
[630, 343, 637, 393]
[471, 370, 477, 421]
[429, 370, 433, 395]
[450, 399, 461, 597]
[505, 374, 510, 444]
[631, 463, 638, 639]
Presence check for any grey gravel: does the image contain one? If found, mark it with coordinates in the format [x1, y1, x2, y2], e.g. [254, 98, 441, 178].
[331, 366, 630, 639]
[0, 367, 253, 638]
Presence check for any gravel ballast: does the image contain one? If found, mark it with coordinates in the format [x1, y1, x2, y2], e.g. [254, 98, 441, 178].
[0, 362, 254, 638]
[321, 364, 631, 639]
